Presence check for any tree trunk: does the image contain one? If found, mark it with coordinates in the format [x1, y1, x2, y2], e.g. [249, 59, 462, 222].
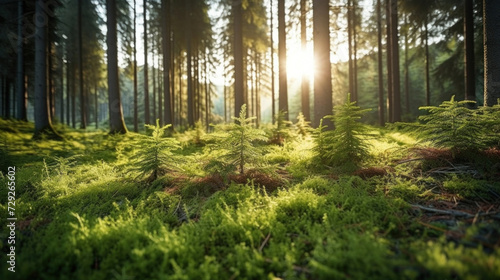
[34, 0, 59, 139]
[233, 0, 244, 118]
[377, 0, 385, 126]
[106, 0, 127, 134]
[186, 1, 194, 127]
[348, 0, 354, 99]
[313, 0, 333, 128]
[300, 0, 310, 121]
[143, 0, 150, 125]
[78, 0, 86, 129]
[385, 0, 393, 122]
[483, 0, 500, 106]
[133, 0, 138, 132]
[278, 0, 288, 119]
[16, 0, 27, 121]
[270, 0, 276, 124]
[424, 20, 430, 106]
[464, 0, 476, 103]
[162, 0, 172, 126]
[404, 14, 410, 115]
[389, 0, 401, 122]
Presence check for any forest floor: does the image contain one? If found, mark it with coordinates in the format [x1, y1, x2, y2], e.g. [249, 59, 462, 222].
[0, 119, 499, 279]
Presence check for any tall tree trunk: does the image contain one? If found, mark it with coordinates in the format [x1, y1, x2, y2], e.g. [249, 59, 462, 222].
[389, 0, 401, 122]
[300, 0, 310, 120]
[278, 0, 288, 119]
[66, 48, 70, 126]
[313, 0, 333, 128]
[34, 0, 59, 138]
[16, 0, 27, 121]
[157, 44, 163, 126]
[143, 0, 150, 125]
[353, 0, 358, 103]
[424, 20, 431, 106]
[404, 14, 410, 115]
[186, 1, 194, 127]
[95, 83, 98, 129]
[152, 39, 157, 123]
[133, 0, 138, 132]
[464, 0, 476, 102]
[233, 0, 244, 118]
[483, 0, 500, 106]
[106, 0, 127, 134]
[377, 0, 385, 126]
[78, 0, 86, 129]
[162, 0, 172, 126]
[58, 44, 64, 124]
[347, 0, 354, 98]
[270, 0, 276, 124]
[385, 0, 393, 122]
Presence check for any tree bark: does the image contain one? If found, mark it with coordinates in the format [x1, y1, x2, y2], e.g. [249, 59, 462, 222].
[34, 0, 59, 139]
[233, 0, 244, 118]
[278, 0, 288, 119]
[389, 0, 401, 122]
[300, 0, 310, 121]
[162, 0, 172, 126]
[483, 0, 500, 106]
[133, 0, 138, 132]
[78, 0, 86, 129]
[16, 0, 27, 121]
[106, 0, 127, 134]
[313, 0, 333, 128]
[144, 0, 150, 125]
[464, 0, 476, 103]
[377, 0, 385, 126]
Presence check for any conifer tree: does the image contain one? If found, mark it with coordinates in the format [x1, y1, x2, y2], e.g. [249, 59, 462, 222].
[212, 105, 267, 174]
[314, 94, 372, 172]
[418, 96, 486, 157]
[133, 119, 180, 181]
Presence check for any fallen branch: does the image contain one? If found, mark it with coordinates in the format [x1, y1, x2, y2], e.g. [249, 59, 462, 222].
[411, 204, 475, 218]
[259, 233, 271, 253]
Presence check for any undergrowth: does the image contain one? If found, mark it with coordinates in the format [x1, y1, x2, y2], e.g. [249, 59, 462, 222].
[0, 117, 498, 280]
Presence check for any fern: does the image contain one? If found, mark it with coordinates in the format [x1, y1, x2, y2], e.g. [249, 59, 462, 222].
[418, 96, 487, 157]
[132, 119, 180, 181]
[210, 105, 267, 174]
[314, 94, 372, 172]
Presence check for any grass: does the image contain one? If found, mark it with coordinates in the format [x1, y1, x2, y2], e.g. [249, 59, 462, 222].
[0, 119, 499, 279]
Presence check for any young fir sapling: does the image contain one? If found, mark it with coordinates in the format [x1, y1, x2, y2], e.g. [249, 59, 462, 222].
[132, 119, 180, 181]
[209, 105, 267, 175]
[295, 112, 312, 137]
[313, 94, 372, 172]
[418, 96, 487, 157]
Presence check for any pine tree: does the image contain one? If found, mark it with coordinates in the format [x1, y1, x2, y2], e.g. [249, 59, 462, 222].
[314, 94, 372, 172]
[418, 96, 487, 157]
[296, 112, 312, 137]
[212, 105, 267, 174]
[132, 119, 180, 181]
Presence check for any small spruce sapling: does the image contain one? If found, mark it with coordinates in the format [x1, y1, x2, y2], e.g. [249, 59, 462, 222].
[314, 94, 372, 172]
[296, 112, 312, 138]
[312, 118, 330, 164]
[418, 96, 486, 157]
[133, 119, 180, 181]
[213, 105, 267, 174]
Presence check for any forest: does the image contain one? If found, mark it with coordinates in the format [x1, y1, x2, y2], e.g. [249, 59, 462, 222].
[0, 0, 499, 279]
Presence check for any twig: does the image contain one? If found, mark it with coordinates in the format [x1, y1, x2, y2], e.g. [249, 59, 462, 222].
[411, 204, 475, 218]
[416, 220, 447, 232]
[395, 158, 425, 165]
[258, 233, 271, 253]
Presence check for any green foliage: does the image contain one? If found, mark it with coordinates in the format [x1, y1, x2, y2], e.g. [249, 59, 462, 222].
[132, 120, 180, 181]
[314, 94, 372, 172]
[269, 110, 293, 145]
[209, 105, 267, 174]
[312, 118, 329, 164]
[295, 112, 312, 138]
[418, 96, 487, 156]
[479, 102, 500, 147]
